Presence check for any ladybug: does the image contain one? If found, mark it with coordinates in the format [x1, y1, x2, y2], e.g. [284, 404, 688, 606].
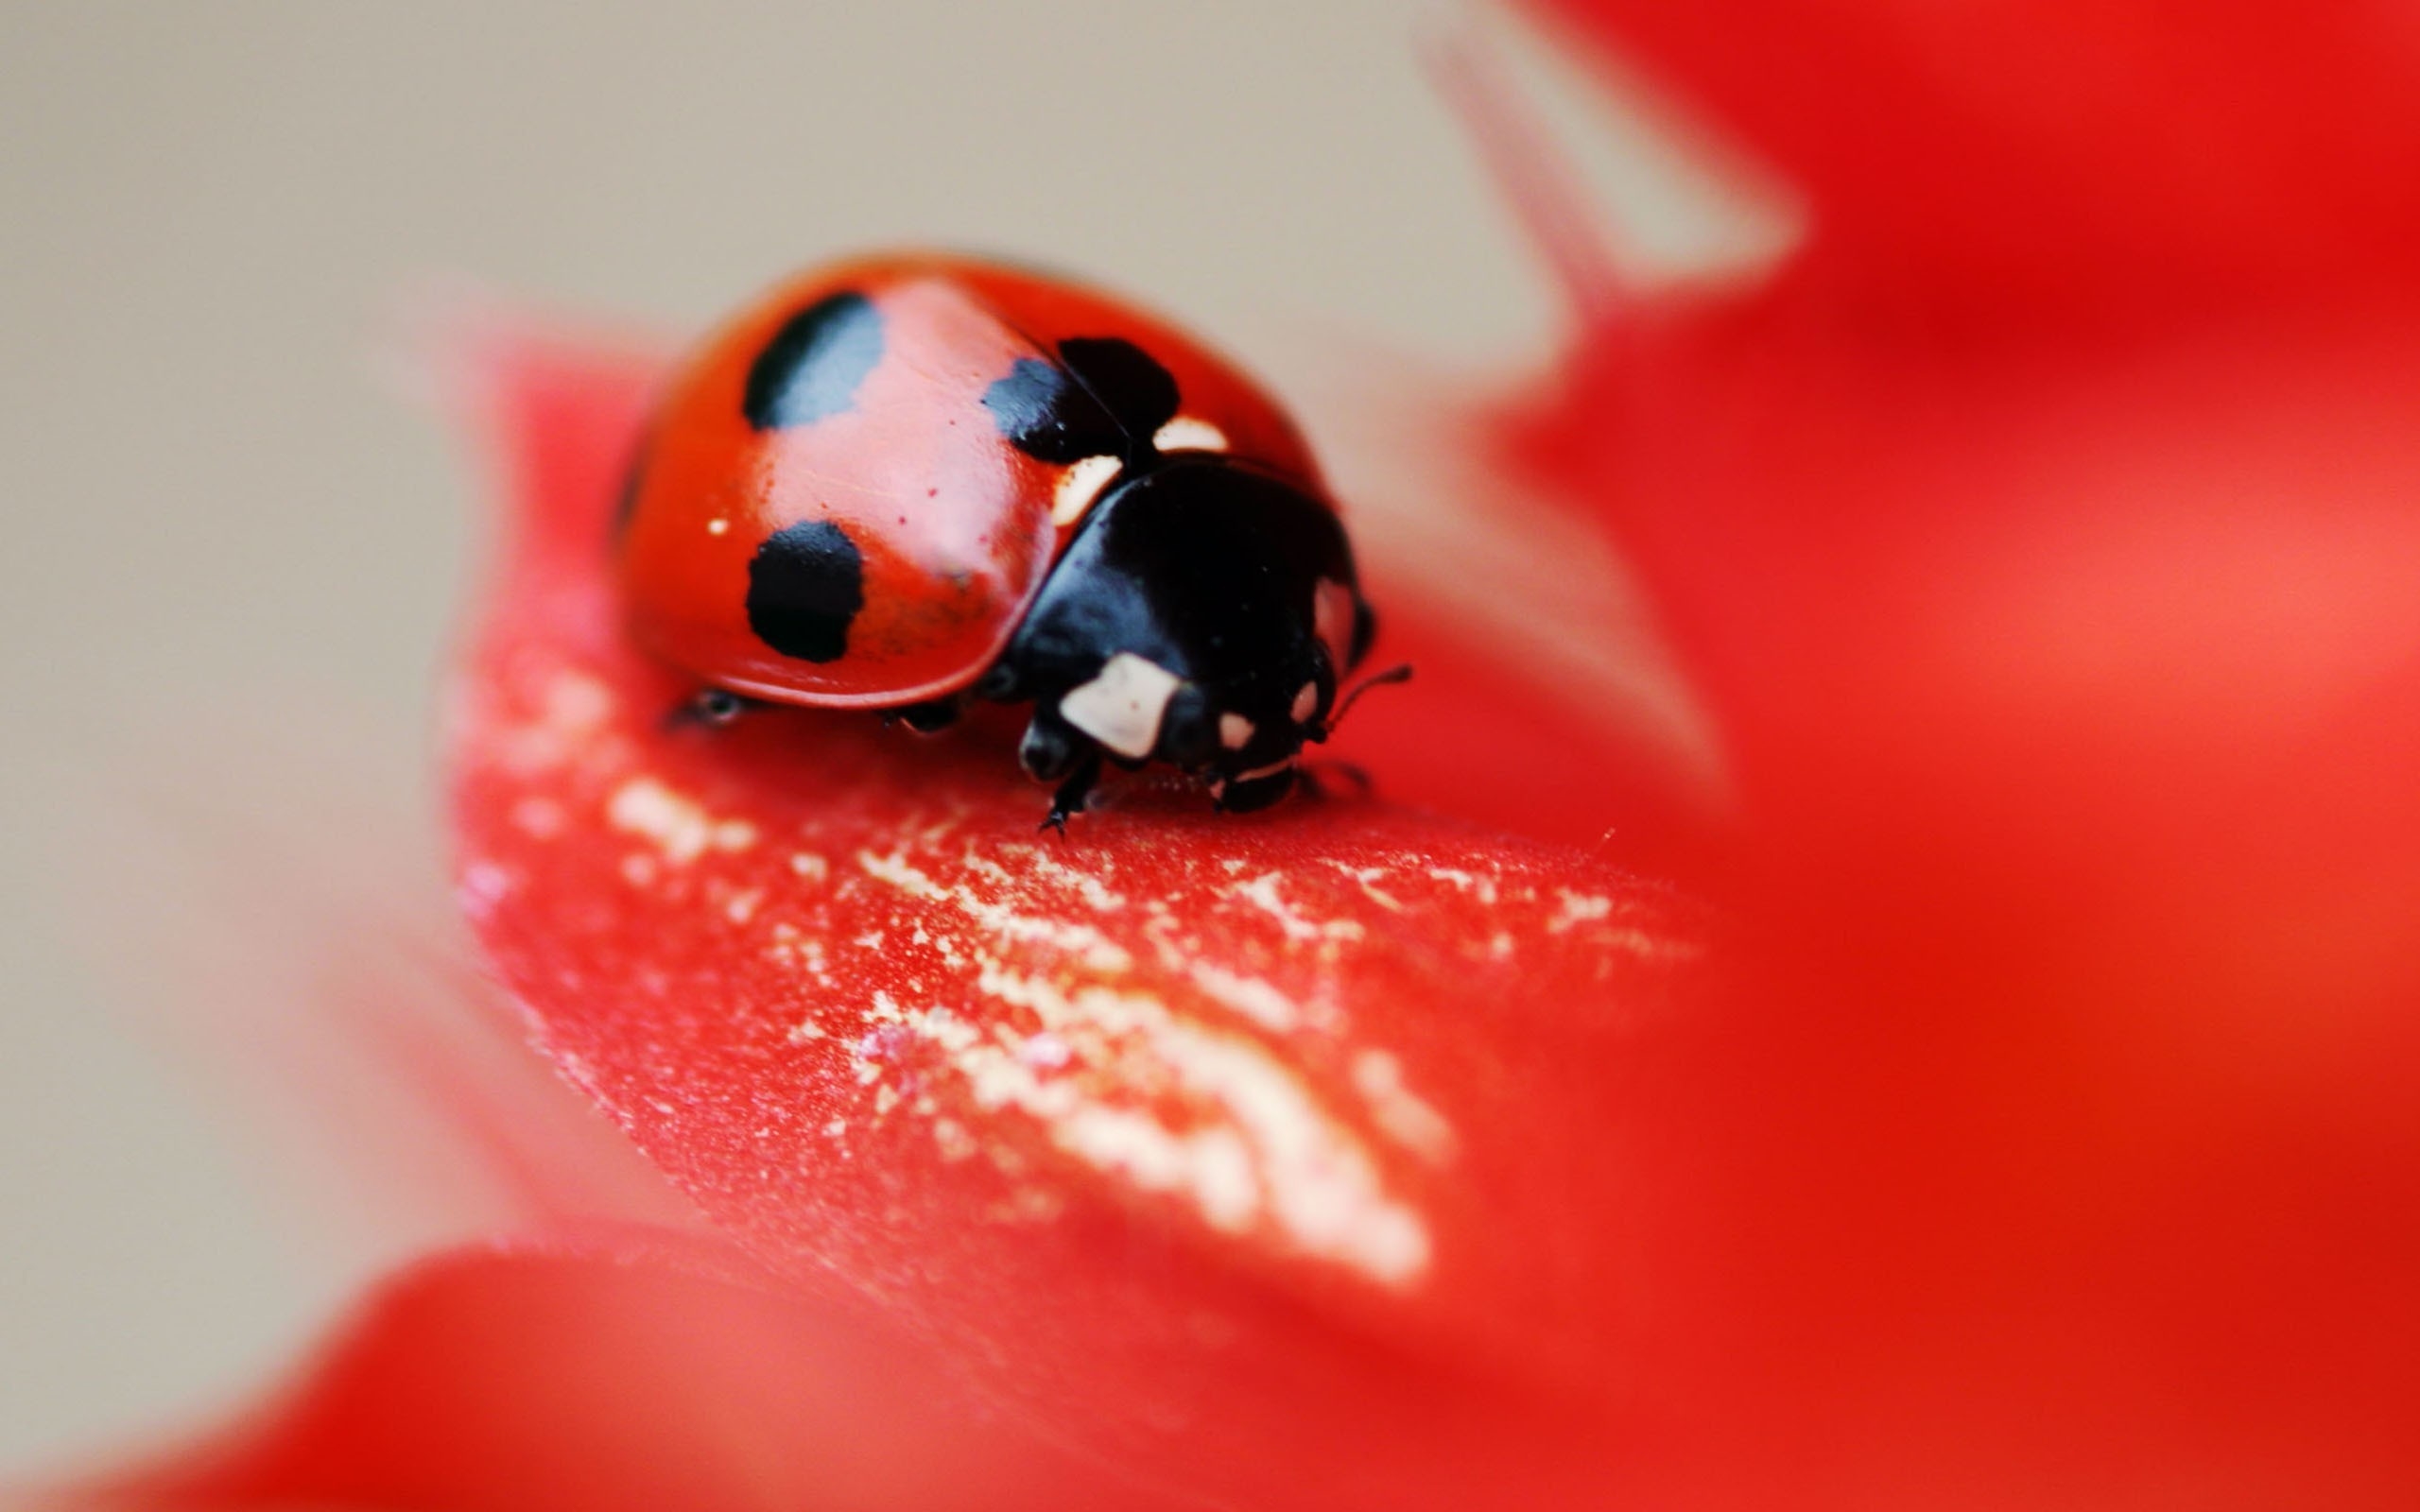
[616, 252, 1400, 828]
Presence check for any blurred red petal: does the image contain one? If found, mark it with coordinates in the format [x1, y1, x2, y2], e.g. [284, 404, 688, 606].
[78, 1237, 1175, 1512]
[1530, 0, 2420, 314]
[441, 323, 1707, 1504]
[1316, 381, 1728, 865]
[1476, 0, 2420, 1502]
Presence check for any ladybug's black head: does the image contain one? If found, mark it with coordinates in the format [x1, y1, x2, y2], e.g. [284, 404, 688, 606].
[994, 455, 1374, 812]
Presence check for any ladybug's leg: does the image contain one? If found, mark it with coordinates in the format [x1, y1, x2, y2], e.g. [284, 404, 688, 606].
[1018, 705, 1085, 782]
[886, 696, 963, 734]
[1021, 705, 1100, 833]
[664, 686, 763, 731]
[1042, 751, 1103, 834]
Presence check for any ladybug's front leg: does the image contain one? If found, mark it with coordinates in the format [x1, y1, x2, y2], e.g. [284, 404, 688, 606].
[1042, 752, 1103, 834]
[885, 696, 964, 734]
[1019, 705, 1101, 833]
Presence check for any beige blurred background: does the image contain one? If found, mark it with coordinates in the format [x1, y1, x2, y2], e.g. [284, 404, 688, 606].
[0, 0, 1748, 1474]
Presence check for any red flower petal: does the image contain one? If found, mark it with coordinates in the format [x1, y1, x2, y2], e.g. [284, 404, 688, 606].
[64, 8, 2418, 1505]
[1479, 1, 2420, 1500]
[1530, 0, 2420, 313]
[86, 1238, 1182, 1512]
[441, 324, 1708, 1504]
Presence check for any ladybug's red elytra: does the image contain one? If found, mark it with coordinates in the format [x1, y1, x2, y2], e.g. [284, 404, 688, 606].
[616, 252, 1392, 827]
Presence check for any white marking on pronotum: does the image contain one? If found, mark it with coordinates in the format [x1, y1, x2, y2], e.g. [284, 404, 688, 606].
[1152, 416, 1229, 454]
[1290, 680, 1320, 725]
[1059, 652, 1183, 760]
[1219, 712, 1255, 749]
[1052, 454, 1123, 527]
[607, 776, 757, 864]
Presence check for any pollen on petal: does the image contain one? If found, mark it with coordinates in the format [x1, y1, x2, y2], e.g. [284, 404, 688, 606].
[607, 776, 758, 865]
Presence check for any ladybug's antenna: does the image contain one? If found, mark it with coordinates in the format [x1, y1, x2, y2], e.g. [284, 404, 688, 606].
[1310, 663, 1412, 743]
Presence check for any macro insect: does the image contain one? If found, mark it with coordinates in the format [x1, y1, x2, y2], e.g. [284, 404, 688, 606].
[616, 253, 1400, 829]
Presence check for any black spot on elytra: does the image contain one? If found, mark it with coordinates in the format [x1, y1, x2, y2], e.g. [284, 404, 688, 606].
[982, 358, 1119, 463]
[981, 336, 1180, 464]
[1061, 337, 1180, 435]
[746, 519, 864, 662]
[743, 292, 883, 430]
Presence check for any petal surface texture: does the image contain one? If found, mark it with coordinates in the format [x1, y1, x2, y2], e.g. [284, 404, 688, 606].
[438, 329, 1706, 1507]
